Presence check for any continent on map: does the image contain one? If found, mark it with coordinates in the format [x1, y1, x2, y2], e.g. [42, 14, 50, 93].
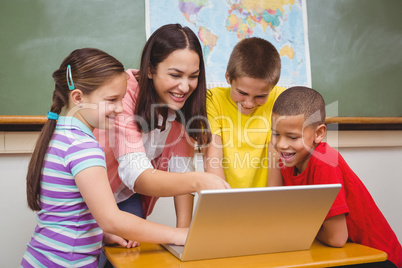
[198, 26, 218, 59]
[226, 0, 295, 40]
[280, 45, 295, 59]
[179, 0, 208, 23]
[177, 0, 217, 61]
[226, 13, 255, 40]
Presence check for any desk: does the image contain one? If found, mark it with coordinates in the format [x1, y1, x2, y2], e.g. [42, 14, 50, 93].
[103, 240, 387, 268]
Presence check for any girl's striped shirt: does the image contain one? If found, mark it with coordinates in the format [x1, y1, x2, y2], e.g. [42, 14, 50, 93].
[21, 117, 106, 268]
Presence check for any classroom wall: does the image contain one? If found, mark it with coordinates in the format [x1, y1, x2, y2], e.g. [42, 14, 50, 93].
[1, 131, 401, 267]
[1, 0, 401, 117]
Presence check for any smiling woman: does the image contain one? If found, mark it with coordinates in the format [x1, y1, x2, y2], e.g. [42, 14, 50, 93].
[149, 49, 200, 110]
[94, 23, 230, 267]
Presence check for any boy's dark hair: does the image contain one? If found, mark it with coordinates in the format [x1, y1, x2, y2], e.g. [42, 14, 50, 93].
[273, 86, 326, 127]
[226, 37, 281, 86]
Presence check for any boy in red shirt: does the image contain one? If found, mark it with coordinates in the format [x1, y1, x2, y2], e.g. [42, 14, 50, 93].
[270, 86, 402, 268]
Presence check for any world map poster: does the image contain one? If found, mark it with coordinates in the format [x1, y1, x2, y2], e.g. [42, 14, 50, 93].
[146, 0, 311, 88]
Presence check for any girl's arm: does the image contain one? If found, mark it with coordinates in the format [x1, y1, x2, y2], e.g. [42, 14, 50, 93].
[134, 169, 230, 197]
[316, 214, 348, 248]
[203, 134, 226, 180]
[169, 156, 196, 228]
[75, 166, 188, 245]
[174, 194, 194, 228]
[267, 142, 284, 186]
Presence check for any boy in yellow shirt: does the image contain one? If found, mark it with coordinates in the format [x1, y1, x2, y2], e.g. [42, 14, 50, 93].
[204, 37, 285, 188]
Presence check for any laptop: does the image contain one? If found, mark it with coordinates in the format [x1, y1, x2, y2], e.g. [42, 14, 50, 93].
[162, 183, 341, 261]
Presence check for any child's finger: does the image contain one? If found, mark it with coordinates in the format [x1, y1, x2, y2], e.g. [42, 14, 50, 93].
[126, 240, 140, 248]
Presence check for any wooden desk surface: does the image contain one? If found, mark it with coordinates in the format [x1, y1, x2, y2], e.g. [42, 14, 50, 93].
[103, 240, 387, 268]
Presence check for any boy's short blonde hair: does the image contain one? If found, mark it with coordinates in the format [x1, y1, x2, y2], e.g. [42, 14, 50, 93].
[273, 86, 326, 127]
[226, 37, 281, 85]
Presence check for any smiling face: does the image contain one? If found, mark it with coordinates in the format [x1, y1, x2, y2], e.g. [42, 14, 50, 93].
[75, 72, 127, 131]
[271, 113, 320, 174]
[228, 74, 272, 115]
[149, 48, 200, 110]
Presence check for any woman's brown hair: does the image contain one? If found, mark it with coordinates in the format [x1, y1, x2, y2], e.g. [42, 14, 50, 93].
[135, 23, 211, 148]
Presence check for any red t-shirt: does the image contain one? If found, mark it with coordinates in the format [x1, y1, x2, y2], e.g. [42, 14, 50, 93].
[280, 142, 402, 268]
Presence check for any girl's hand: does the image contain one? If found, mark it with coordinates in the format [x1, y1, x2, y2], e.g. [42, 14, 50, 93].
[103, 232, 140, 248]
[174, 228, 189, 245]
[194, 172, 231, 193]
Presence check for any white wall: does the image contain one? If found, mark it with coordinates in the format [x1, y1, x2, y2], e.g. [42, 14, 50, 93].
[0, 154, 37, 268]
[337, 146, 402, 242]
[1, 131, 401, 267]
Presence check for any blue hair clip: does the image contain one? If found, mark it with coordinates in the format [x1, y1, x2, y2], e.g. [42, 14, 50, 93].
[47, 111, 59, 120]
[66, 65, 75, 90]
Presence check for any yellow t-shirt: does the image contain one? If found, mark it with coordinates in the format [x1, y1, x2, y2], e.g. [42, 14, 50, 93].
[206, 86, 285, 188]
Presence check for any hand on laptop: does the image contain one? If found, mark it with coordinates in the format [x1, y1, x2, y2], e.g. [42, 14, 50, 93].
[174, 227, 189, 245]
[194, 172, 231, 193]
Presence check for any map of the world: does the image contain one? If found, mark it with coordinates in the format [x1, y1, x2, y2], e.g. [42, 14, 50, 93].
[147, 0, 311, 88]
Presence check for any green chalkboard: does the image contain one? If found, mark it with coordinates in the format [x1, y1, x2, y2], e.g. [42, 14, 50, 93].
[306, 0, 402, 117]
[0, 0, 145, 116]
[0, 0, 401, 117]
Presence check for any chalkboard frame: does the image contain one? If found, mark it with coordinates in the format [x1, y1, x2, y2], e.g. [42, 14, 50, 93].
[1, 115, 402, 131]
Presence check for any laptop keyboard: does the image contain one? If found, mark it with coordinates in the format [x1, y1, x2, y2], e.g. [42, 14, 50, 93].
[168, 244, 184, 254]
